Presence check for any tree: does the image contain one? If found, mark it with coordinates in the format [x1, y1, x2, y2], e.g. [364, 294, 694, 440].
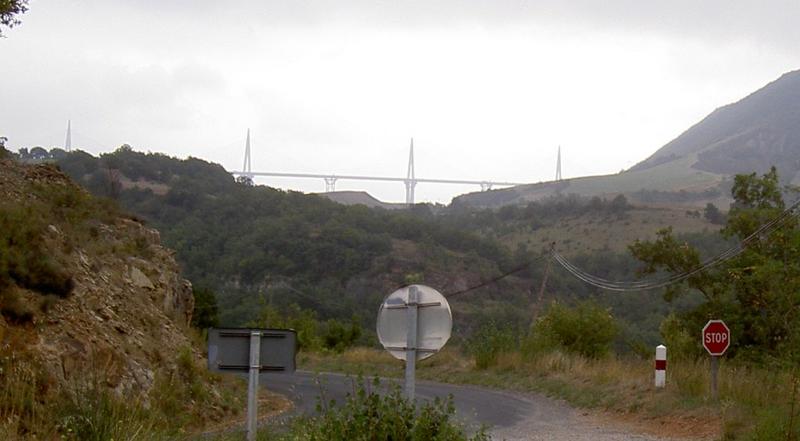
[703, 202, 725, 225]
[29, 146, 49, 161]
[191, 287, 219, 329]
[235, 175, 253, 186]
[610, 194, 629, 213]
[525, 301, 618, 359]
[49, 148, 68, 160]
[630, 167, 800, 362]
[1, 0, 28, 36]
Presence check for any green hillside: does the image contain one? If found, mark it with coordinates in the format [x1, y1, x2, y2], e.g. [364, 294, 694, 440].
[55, 148, 525, 331]
[47, 147, 715, 349]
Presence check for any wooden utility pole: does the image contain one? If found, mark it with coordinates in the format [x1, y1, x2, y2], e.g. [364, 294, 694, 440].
[532, 243, 555, 317]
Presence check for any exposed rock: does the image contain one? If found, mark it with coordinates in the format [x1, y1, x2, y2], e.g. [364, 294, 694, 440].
[130, 266, 155, 290]
[0, 160, 200, 403]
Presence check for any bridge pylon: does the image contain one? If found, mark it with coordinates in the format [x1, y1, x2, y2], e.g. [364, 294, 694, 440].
[555, 145, 562, 181]
[64, 120, 72, 152]
[404, 138, 417, 205]
[242, 129, 253, 178]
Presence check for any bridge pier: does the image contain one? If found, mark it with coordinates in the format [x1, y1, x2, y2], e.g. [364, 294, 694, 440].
[324, 177, 337, 192]
[404, 180, 417, 205]
[233, 135, 524, 202]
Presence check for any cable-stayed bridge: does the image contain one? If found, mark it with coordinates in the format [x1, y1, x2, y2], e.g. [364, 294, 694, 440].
[51, 123, 564, 206]
[232, 130, 530, 205]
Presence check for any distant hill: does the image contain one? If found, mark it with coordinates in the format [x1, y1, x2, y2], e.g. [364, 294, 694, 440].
[632, 69, 800, 179]
[318, 191, 406, 210]
[456, 69, 800, 209]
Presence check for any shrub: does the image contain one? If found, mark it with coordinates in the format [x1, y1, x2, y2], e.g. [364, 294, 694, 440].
[322, 318, 362, 353]
[251, 303, 322, 351]
[254, 305, 363, 353]
[524, 301, 618, 359]
[284, 378, 488, 441]
[0, 289, 33, 324]
[467, 321, 517, 369]
[659, 313, 699, 360]
[0, 204, 74, 299]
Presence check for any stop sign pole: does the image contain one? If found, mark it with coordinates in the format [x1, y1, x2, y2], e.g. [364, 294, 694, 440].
[702, 320, 731, 400]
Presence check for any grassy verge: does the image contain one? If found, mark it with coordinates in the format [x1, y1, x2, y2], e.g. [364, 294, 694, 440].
[0, 330, 254, 440]
[299, 347, 799, 440]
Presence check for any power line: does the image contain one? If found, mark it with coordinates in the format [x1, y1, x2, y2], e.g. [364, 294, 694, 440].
[444, 252, 549, 298]
[551, 198, 800, 292]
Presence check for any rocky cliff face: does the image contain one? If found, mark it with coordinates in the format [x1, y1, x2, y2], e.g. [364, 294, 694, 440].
[0, 157, 197, 400]
[33, 221, 195, 396]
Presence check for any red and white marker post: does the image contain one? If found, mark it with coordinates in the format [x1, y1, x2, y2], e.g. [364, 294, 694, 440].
[702, 320, 731, 399]
[654, 345, 667, 388]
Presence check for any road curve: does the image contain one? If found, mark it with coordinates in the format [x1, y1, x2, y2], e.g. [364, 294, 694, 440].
[260, 371, 676, 440]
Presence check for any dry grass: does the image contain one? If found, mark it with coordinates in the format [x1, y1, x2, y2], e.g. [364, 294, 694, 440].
[501, 207, 719, 255]
[302, 347, 799, 440]
[0, 323, 256, 440]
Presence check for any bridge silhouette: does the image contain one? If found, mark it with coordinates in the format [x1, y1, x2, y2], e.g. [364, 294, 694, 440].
[231, 130, 528, 205]
[56, 123, 555, 205]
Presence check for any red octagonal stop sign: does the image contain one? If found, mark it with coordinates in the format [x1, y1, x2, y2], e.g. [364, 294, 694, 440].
[702, 320, 730, 356]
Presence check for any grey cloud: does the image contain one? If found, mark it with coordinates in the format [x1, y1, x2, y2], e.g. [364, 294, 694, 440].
[0, 53, 226, 150]
[115, 0, 800, 53]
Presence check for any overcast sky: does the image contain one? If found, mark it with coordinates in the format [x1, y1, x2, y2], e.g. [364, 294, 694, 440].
[2, 1, 798, 203]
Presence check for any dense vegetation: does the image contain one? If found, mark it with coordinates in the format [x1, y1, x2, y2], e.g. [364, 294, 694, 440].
[55, 148, 517, 331]
[48, 146, 745, 356]
[50, 147, 714, 353]
[631, 167, 800, 365]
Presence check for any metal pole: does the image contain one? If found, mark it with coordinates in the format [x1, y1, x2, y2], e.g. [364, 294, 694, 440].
[405, 285, 419, 401]
[247, 331, 261, 441]
[710, 355, 718, 400]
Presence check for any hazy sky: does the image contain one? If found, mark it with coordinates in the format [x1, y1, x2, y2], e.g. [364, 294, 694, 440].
[2, 1, 798, 203]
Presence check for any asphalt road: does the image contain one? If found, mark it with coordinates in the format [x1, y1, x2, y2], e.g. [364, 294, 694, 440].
[260, 371, 676, 440]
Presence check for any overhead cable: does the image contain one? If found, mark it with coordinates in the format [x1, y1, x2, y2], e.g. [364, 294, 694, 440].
[444, 252, 549, 298]
[551, 198, 800, 292]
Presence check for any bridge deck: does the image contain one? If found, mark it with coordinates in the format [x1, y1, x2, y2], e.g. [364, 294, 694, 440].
[231, 170, 524, 187]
